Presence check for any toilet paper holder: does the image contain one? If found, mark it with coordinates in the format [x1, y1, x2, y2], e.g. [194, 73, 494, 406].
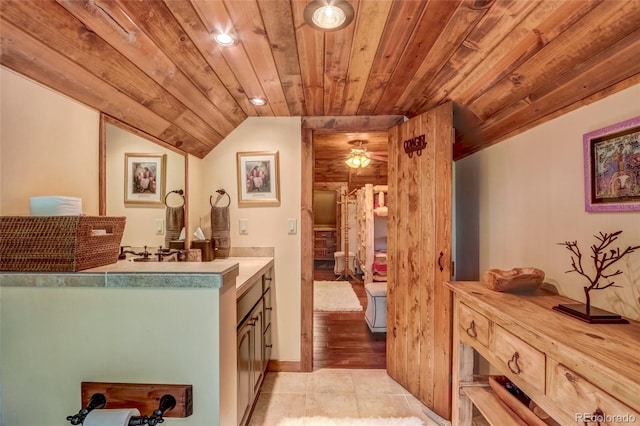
[66, 393, 176, 425]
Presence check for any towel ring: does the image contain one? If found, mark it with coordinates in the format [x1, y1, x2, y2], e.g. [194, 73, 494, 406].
[164, 189, 185, 207]
[210, 189, 231, 208]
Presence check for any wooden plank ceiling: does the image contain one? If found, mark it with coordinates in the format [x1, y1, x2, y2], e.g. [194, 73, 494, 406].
[2, 0, 639, 168]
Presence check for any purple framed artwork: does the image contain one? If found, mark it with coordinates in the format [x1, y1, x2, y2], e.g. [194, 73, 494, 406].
[583, 116, 640, 212]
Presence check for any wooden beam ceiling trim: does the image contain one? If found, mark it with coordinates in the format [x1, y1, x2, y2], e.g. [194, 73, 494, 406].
[411, 0, 543, 114]
[191, 0, 274, 117]
[356, 1, 427, 115]
[469, 0, 640, 120]
[114, 0, 240, 133]
[257, 0, 306, 116]
[223, 0, 290, 116]
[374, 0, 462, 115]
[292, 0, 324, 116]
[342, 0, 393, 116]
[401, 0, 491, 116]
[165, 0, 257, 117]
[302, 115, 404, 131]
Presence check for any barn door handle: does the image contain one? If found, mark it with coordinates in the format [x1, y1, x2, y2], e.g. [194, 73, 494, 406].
[508, 352, 521, 375]
[438, 251, 444, 272]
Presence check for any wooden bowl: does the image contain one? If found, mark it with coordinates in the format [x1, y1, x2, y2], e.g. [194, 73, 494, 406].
[482, 267, 545, 292]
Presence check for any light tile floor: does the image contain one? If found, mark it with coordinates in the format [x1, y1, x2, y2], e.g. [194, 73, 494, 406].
[248, 369, 440, 425]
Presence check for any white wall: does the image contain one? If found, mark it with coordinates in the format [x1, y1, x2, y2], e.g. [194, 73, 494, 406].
[1, 287, 227, 426]
[0, 67, 99, 215]
[456, 84, 640, 321]
[105, 124, 186, 247]
[199, 117, 302, 361]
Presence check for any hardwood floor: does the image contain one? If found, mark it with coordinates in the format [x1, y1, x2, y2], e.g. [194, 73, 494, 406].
[313, 264, 386, 370]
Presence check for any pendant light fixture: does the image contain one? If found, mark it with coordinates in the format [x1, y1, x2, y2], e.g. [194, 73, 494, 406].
[303, 0, 355, 32]
[345, 140, 371, 169]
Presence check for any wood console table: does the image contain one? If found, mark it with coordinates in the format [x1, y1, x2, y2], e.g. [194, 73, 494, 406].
[445, 281, 640, 425]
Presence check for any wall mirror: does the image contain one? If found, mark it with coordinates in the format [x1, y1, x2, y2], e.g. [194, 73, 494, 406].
[99, 114, 188, 248]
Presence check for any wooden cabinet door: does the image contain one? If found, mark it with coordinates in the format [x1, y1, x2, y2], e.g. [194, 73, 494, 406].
[386, 102, 453, 420]
[237, 323, 252, 426]
[251, 299, 264, 395]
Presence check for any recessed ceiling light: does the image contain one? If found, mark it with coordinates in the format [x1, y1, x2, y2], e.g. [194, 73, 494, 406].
[249, 97, 267, 106]
[303, 0, 354, 32]
[212, 32, 237, 47]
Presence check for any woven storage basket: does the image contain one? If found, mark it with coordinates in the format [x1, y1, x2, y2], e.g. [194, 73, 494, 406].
[0, 216, 126, 272]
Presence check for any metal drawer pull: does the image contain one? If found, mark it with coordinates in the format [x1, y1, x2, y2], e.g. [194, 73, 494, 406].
[265, 344, 273, 348]
[466, 320, 478, 338]
[265, 307, 273, 311]
[507, 352, 521, 375]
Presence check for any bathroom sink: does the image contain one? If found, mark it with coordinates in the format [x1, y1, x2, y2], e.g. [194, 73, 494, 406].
[130, 253, 178, 262]
[132, 257, 155, 262]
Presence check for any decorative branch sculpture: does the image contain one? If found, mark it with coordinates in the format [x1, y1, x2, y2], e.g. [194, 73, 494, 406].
[558, 230, 639, 315]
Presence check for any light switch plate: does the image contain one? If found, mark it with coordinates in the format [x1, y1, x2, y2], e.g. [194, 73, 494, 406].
[239, 219, 248, 235]
[155, 219, 164, 235]
[287, 218, 297, 234]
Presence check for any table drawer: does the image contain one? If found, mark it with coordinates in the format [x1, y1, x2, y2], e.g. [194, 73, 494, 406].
[458, 302, 490, 348]
[492, 325, 545, 393]
[548, 362, 639, 425]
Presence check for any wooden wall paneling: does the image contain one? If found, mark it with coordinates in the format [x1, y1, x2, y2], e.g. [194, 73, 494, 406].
[424, 0, 549, 111]
[401, 0, 491, 116]
[386, 124, 399, 377]
[256, 0, 306, 116]
[190, 0, 273, 117]
[375, 0, 462, 115]
[469, 0, 640, 120]
[291, 0, 324, 116]
[452, 0, 599, 107]
[415, 110, 436, 407]
[300, 127, 314, 372]
[342, 0, 393, 115]
[404, 112, 425, 397]
[357, 0, 427, 115]
[56, 0, 228, 149]
[223, 0, 290, 116]
[431, 102, 454, 419]
[387, 104, 453, 419]
[114, 0, 240, 131]
[323, 4, 357, 116]
[0, 18, 207, 157]
[480, 27, 640, 142]
[166, 0, 256, 117]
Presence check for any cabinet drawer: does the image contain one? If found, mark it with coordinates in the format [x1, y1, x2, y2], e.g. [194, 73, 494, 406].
[314, 230, 335, 238]
[492, 325, 545, 393]
[458, 302, 489, 348]
[548, 362, 640, 425]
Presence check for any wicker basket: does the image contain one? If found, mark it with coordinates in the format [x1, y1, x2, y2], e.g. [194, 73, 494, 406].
[0, 216, 126, 272]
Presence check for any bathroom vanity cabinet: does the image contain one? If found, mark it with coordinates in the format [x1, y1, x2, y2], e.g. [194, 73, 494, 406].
[237, 267, 273, 426]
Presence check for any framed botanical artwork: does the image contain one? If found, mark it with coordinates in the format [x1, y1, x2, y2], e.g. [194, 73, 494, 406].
[124, 153, 166, 205]
[237, 151, 280, 207]
[584, 116, 640, 212]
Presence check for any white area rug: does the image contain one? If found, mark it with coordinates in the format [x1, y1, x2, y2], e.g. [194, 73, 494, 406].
[313, 280, 363, 312]
[277, 417, 423, 426]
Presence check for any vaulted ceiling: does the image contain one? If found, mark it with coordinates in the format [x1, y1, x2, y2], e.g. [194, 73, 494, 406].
[1, 0, 639, 164]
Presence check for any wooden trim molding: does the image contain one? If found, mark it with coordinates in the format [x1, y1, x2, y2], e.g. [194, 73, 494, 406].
[301, 127, 314, 372]
[267, 360, 302, 373]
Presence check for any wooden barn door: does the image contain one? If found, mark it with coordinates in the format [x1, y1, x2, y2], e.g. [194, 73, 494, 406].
[387, 103, 453, 420]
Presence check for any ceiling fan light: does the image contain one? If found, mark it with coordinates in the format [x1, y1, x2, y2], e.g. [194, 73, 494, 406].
[304, 0, 354, 32]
